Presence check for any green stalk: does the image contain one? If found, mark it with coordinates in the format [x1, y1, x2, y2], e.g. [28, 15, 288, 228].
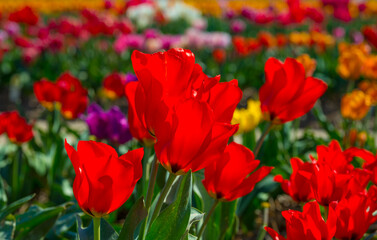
[253, 122, 273, 157]
[142, 147, 152, 197]
[140, 155, 159, 240]
[256, 203, 270, 240]
[148, 173, 177, 228]
[93, 217, 101, 240]
[197, 199, 220, 239]
[12, 146, 22, 200]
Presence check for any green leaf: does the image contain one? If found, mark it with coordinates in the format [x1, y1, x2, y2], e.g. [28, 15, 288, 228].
[312, 105, 341, 141]
[187, 234, 197, 240]
[0, 194, 35, 221]
[146, 172, 192, 240]
[118, 197, 147, 240]
[181, 208, 204, 240]
[205, 201, 237, 240]
[46, 210, 78, 238]
[364, 231, 377, 240]
[219, 201, 237, 239]
[15, 202, 72, 240]
[0, 177, 7, 209]
[76, 215, 119, 240]
[0, 215, 16, 240]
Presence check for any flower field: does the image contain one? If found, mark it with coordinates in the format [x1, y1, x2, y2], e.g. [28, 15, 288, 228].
[2, 0, 377, 239]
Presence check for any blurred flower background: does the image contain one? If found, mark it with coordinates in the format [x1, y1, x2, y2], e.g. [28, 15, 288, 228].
[2, 0, 377, 239]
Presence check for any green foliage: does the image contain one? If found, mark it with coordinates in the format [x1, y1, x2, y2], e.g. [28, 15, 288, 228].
[146, 172, 192, 240]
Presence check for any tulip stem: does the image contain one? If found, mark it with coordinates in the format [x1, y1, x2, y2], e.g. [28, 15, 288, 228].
[12, 147, 22, 201]
[140, 155, 159, 240]
[197, 199, 219, 239]
[148, 173, 177, 227]
[93, 217, 101, 240]
[256, 202, 270, 240]
[254, 122, 273, 157]
[145, 155, 159, 209]
[141, 146, 153, 197]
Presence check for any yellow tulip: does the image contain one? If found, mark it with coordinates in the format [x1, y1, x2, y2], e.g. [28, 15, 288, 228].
[341, 90, 372, 120]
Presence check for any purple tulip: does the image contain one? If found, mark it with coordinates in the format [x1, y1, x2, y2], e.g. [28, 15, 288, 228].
[86, 103, 132, 145]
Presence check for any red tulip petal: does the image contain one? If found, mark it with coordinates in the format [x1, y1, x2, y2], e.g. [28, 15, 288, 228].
[156, 99, 214, 174]
[132, 48, 195, 105]
[125, 82, 154, 142]
[189, 123, 238, 173]
[119, 147, 144, 184]
[64, 139, 80, 174]
[226, 166, 273, 201]
[276, 77, 327, 122]
[265, 227, 287, 240]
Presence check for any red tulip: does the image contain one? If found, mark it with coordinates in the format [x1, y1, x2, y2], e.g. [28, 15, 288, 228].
[58, 73, 88, 119]
[56, 72, 86, 94]
[103, 73, 126, 99]
[60, 91, 89, 120]
[316, 140, 354, 174]
[128, 48, 196, 136]
[65, 140, 143, 217]
[33, 79, 62, 110]
[14, 36, 33, 48]
[155, 99, 239, 175]
[126, 48, 242, 174]
[363, 26, 377, 49]
[212, 49, 226, 64]
[34, 73, 88, 119]
[331, 189, 377, 240]
[305, 8, 324, 23]
[0, 111, 33, 144]
[274, 157, 314, 202]
[259, 57, 327, 124]
[0, 112, 10, 135]
[346, 147, 377, 186]
[310, 162, 351, 206]
[202, 142, 272, 201]
[125, 82, 156, 146]
[8, 6, 39, 25]
[265, 201, 337, 240]
[342, 168, 372, 198]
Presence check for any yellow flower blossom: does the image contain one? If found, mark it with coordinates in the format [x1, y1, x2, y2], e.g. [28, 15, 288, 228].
[296, 54, 316, 77]
[362, 55, 377, 80]
[338, 42, 371, 56]
[341, 89, 372, 120]
[358, 80, 377, 105]
[289, 32, 311, 46]
[311, 31, 335, 50]
[337, 48, 365, 80]
[232, 99, 262, 134]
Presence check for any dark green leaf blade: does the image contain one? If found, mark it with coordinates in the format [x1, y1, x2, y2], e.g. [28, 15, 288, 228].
[146, 172, 192, 240]
[0, 194, 35, 221]
[118, 197, 147, 240]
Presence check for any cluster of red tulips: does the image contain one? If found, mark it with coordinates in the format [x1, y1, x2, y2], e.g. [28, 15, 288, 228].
[270, 140, 377, 239]
[60, 47, 334, 239]
[33, 72, 88, 119]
